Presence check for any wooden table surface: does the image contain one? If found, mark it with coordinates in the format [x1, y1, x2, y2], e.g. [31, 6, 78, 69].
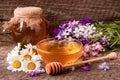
[0, 34, 120, 80]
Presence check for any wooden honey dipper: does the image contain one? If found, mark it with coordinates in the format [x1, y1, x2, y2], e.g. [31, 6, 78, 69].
[45, 52, 117, 75]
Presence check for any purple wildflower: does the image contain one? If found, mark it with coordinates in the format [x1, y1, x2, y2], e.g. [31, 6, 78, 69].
[82, 39, 89, 45]
[100, 39, 106, 45]
[82, 65, 90, 71]
[103, 66, 110, 71]
[80, 18, 93, 25]
[53, 28, 61, 35]
[71, 25, 76, 31]
[30, 68, 45, 77]
[100, 39, 109, 45]
[60, 23, 68, 29]
[30, 71, 38, 77]
[98, 62, 110, 71]
[39, 68, 46, 73]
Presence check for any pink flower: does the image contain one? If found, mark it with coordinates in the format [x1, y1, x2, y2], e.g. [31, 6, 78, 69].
[95, 44, 103, 51]
[90, 51, 99, 57]
[91, 44, 96, 50]
[82, 51, 88, 57]
[91, 42, 103, 52]
[83, 45, 90, 52]
[91, 43, 96, 47]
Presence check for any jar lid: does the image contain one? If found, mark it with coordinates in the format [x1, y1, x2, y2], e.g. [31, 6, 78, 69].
[14, 7, 43, 17]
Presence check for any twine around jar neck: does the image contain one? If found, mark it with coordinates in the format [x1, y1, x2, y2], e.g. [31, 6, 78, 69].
[15, 14, 41, 18]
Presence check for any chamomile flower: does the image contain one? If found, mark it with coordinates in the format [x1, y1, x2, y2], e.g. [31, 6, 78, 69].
[20, 48, 41, 61]
[6, 43, 43, 73]
[24, 43, 36, 49]
[7, 44, 21, 64]
[7, 54, 23, 72]
[22, 60, 41, 73]
[24, 43, 37, 53]
[7, 53, 21, 64]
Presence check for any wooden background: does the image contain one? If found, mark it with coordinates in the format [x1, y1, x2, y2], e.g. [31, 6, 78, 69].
[0, 0, 120, 35]
[0, 0, 120, 25]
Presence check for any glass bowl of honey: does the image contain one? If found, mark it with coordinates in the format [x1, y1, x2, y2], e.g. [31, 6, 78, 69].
[36, 38, 83, 65]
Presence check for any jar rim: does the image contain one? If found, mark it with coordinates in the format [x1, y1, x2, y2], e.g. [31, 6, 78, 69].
[36, 38, 83, 55]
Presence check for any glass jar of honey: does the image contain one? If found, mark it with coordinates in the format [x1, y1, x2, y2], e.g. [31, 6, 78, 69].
[3, 7, 49, 45]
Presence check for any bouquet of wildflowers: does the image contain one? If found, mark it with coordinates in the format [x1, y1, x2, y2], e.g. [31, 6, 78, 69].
[53, 18, 120, 58]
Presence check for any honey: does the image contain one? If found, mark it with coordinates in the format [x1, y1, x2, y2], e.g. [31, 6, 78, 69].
[3, 7, 49, 45]
[11, 17, 48, 45]
[36, 39, 83, 65]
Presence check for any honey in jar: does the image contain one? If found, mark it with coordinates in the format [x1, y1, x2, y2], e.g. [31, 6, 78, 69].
[36, 38, 83, 65]
[3, 7, 49, 45]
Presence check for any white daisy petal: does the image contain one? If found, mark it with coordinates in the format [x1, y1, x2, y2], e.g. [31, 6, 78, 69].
[7, 52, 22, 64]
[7, 59, 23, 72]
[6, 43, 43, 73]
[20, 48, 41, 61]
[22, 60, 41, 73]
[14, 43, 21, 51]
[24, 43, 36, 50]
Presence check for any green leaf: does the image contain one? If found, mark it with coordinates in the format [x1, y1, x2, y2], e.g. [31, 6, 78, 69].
[114, 21, 120, 24]
[110, 39, 119, 48]
[116, 31, 120, 39]
[94, 21, 120, 50]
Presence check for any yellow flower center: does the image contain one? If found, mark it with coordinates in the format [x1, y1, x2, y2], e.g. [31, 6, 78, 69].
[32, 49, 37, 54]
[12, 60, 21, 68]
[27, 62, 36, 70]
[23, 54, 32, 60]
